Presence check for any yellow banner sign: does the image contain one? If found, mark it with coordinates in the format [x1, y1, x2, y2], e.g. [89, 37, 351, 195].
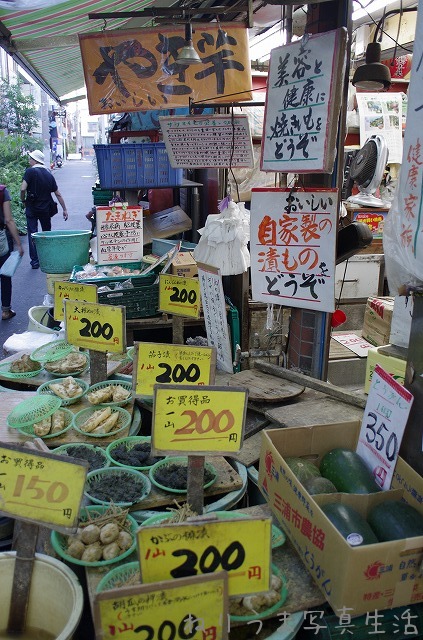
[0, 444, 86, 532]
[152, 385, 247, 454]
[159, 274, 200, 318]
[94, 573, 228, 640]
[79, 25, 252, 115]
[138, 517, 272, 596]
[65, 300, 126, 353]
[134, 342, 215, 397]
[53, 282, 97, 322]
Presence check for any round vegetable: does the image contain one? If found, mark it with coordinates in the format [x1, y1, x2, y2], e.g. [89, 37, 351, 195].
[367, 501, 423, 541]
[322, 503, 379, 546]
[320, 448, 381, 494]
[303, 476, 338, 495]
[285, 457, 321, 485]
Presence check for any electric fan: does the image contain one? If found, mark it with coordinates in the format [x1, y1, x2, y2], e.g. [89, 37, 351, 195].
[347, 134, 389, 208]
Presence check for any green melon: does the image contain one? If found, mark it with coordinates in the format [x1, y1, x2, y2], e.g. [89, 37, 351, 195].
[303, 476, 338, 495]
[285, 457, 321, 485]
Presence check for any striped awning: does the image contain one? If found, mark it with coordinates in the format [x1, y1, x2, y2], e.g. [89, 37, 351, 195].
[0, 0, 175, 102]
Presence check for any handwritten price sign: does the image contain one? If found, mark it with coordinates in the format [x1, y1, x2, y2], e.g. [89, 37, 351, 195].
[356, 364, 414, 490]
[0, 443, 87, 532]
[53, 281, 97, 321]
[138, 516, 272, 596]
[152, 384, 248, 455]
[93, 573, 228, 640]
[65, 299, 126, 353]
[134, 342, 215, 397]
[159, 274, 200, 318]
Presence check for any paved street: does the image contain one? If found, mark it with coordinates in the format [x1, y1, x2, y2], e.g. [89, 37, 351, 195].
[0, 157, 97, 352]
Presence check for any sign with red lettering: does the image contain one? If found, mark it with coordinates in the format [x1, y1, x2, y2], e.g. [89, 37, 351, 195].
[96, 203, 143, 264]
[250, 188, 338, 312]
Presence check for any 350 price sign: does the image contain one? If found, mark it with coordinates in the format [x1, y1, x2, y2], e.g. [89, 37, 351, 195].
[159, 274, 200, 319]
[152, 385, 248, 455]
[138, 517, 272, 596]
[134, 342, 216, 397]
[65, 299, 126, 353]
[356, 364, 413, 490]
[94, 573, 228, 640]
[0, 444, 87, 531]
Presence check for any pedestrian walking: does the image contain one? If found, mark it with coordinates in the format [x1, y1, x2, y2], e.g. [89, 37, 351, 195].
[0, 185, 24, 320]
[20, 149, 68, 269]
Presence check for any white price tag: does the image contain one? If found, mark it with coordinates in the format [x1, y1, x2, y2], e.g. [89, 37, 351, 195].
[356, 364, 413, 490]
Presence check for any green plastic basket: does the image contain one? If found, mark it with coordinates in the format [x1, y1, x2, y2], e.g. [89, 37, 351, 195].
[72, 406, 131, 439]
[106, 436, 164, 471]
[230, 564, 288, 622]
[0, 360, 43, 379]
[44, 351, 90, 377]
[96, 561, 140, 593]
[30, 340, 75, 364]
[7, 396, 62, 428]
[16, 407, 74, 439]
[149, 456, 217, 494]
[86, 379, 133, 407]
[37, 378, 89, 406]
[84, 467, 151, 507]
[50, 504, 138, 567]
[53, 443, 110, 471]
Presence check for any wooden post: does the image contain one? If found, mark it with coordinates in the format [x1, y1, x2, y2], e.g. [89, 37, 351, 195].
[172, 316, 184, 345]
[8, 521, 39, 634]
[187, 455, 205, 515]
[89, 349, 108, 384]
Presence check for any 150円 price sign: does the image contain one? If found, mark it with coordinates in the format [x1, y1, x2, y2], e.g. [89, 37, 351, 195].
[152, 384, 248, 455]
[0, 443, 87, 532]
[65, 299, 126, 353]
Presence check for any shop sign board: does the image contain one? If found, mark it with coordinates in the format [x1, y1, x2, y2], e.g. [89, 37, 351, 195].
[96, 204, 143, 264]
[159, 274, 201, 318]
[250, 188, 338, 312]
[53, 281, 97, 321]
[65, 300, 126, 354]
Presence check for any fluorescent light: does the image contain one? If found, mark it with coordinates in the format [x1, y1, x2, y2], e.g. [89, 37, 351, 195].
[352, 0, 397, 20]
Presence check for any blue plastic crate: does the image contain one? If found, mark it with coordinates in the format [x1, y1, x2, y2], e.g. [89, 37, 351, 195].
[94, 143, 183, 189]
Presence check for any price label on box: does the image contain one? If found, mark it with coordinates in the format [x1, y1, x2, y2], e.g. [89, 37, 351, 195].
[356, 364, 414, 490]
[159, 274, 200, 318]
[65, 300, 125, 353]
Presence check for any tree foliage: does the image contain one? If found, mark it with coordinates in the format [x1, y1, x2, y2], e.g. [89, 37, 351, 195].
[0, 79, 38, 135]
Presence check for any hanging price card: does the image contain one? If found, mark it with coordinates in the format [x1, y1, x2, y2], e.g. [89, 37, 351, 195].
[0, 443, 87, 532]
[356, 364, 414, 490]
[93, 573, 228, 640]
[53, 281, 97, 321]
[138, 516, 272, 596]
[152, 384, 248, 455]
[159, 274, 200, 318]
[65, 299, 126, 353]
[134, 342, 216, 397]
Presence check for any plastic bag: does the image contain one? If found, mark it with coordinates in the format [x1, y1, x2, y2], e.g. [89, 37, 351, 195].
[0, 251, 22, 277]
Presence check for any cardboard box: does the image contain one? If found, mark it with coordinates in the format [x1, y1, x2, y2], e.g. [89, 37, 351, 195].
[171, 251, 198, 278]
[362, 296, 395, 347]
[365, 346, 407, 393]
[258, 421, 423, 616]
[143, 206, 192, 245]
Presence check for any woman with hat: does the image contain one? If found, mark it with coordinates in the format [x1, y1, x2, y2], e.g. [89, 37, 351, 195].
[20, 149, 68, 269]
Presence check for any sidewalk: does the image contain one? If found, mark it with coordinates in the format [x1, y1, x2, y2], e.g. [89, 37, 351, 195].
[0, 158, 97, 351]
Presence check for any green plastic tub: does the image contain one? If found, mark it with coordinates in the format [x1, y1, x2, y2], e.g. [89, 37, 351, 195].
[32, 230, 91, 273]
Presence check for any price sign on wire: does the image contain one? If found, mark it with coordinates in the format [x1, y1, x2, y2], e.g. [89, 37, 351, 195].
[159, 274, 201, 318]
[93, 572, 228, 640]
[356, 364, 414, 490]
[152, 384, 248, 455]
[0, 443, 87, 532]
[53, 281, 97, 321]
[138, 516, 272, 596]
[134, 342, 216, 397]
[64, 299, 126, 354]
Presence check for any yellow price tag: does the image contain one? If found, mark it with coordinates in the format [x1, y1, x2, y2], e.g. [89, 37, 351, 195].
[65, 299, 126, 353]
[159, 274, 200, 318]
[138, 517, 272, 596]
[152, 385, 247, 454]
[0, 444, 87, 531]
[94, 573, 228, 640]
[53, 281, 97, 321]
[134, 342, 215, 397]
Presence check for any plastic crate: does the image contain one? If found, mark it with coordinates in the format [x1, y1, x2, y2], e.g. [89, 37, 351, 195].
[94, 143, 183, 189]
[98, 280, 160, 319]
[70, 263, 152, 285]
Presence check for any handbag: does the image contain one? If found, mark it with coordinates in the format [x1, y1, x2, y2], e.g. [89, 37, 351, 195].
[0, 250, 22, 277]
[50, 200, 59, 217]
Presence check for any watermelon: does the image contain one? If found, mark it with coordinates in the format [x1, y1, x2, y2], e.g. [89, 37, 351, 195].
[285, 457, 321, 485]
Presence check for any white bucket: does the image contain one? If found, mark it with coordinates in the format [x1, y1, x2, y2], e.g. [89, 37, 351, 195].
[27, 306, 60, 334]
[0, 551, 84, 639]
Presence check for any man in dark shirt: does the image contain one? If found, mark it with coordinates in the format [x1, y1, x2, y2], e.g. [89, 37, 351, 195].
[20, 149, 68, 269]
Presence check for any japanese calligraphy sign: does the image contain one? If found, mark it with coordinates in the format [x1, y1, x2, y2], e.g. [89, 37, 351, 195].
[138, 516, 272, 596]
[79, 25, 252, 115]
[160, 114, 254, 168]
[53, 282, 97, 322]
[96, 204, 143, 264]
[93, 573, 228, 640]
[261, 28, 347, 173]
[159, 274, 201, 318]
[134, 343, 215, 398]
[250, 188, 338, 312]
[0, 443, 87, 533]
[331, 333, 374, 358]
[152, 384, 247, 455]
[356, 364, 413, 490]
[65, 300, 126, 354]
[197, 264, 234, 373]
